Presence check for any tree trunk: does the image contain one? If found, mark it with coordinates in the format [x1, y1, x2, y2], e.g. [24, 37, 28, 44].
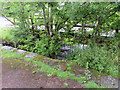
[97, 16, 102, 36]
[49, 3, 53, 38]
[116, 29, 119, 33]
[30, 15, 35, 35]
[42, 4, 49, 35]
[82, 20, 85, 34]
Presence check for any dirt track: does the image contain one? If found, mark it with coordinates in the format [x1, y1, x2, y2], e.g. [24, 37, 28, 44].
[2, 58, 83, 88]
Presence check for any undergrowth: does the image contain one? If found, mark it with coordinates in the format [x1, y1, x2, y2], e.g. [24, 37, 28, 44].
[0, 27, 14, 41]
[0, 49, 107, 88]
[66, 41, 119, 78]
[1, 50, 85, 83]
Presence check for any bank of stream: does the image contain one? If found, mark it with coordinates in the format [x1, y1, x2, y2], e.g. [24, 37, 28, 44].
[0, 15, 119, 88]
[1, 40, 119, 88]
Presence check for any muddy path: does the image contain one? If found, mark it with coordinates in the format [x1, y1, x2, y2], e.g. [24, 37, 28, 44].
[2, 58, 83, 88]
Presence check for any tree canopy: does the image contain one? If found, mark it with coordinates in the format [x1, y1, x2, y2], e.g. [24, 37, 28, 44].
[0, 2, 119, 57]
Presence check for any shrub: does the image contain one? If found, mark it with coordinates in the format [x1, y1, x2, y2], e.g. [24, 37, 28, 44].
[12, 27, 63, 58]
[66, 42, 119, 77]
[33, 34, 63, 57]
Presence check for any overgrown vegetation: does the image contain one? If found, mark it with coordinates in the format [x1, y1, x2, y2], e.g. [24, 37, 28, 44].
[84, 81, 107, 88]
[66, 42, 119, 77]
[1, 49, 107, 88]
[0, 27, 13, 41]
[0, 2, 119, 87]
[1, 2, 119, 57]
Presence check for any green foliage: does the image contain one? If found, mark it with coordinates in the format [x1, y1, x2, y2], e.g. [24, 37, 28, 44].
[34, 34, 62, 57]
[14, 31, 63, 57]
[32, 56, 87, 83]
[1, 2, 119, 58]
[4, 2, 66, 57]
[84, 81, 107, 88]
[63, 83, 69, 86]
[77, 77, 86, 84]
[0, 27, 14, 41]
[1, 46, 110, 88]
[1, 49, 88, 85]
[66, 42, 118, 77]
[1, 49, 24, 59]
[84, 81, 99, 88]
[1, 2, 119, 79]
[32, 71, 36, 74]
[84, 62, 91, 81]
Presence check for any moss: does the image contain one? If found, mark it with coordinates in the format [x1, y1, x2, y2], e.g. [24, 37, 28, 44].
[61, 62, 66, 66]
[23, 51, 31, 56]
[34, 55, 46, 61]
[73, 69, 80, 75]
[69, 61, 78, 67]
[2, 50, 25, 59]
[84, 81, 99, 88]
[52, 61, 59, 65]
[3, 58, 27, 69]
[12, 48, 18, 52]
[91, 69, 108, 81]
[63, 66, 68, 71]
[84, 81, 107, 88]
[49, 58, 53, 61]
[51, 72, 57, 78]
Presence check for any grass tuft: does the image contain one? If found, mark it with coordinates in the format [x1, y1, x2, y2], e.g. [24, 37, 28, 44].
[0, 27, 14, 41]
